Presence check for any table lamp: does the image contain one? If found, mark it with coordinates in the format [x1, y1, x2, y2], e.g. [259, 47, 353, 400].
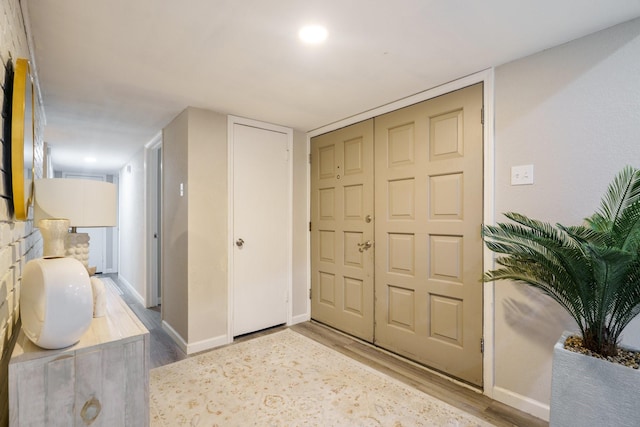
[34, 178, 117, 270]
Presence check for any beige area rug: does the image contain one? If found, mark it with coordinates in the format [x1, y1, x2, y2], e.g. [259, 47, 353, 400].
[150, 329, 493, 426]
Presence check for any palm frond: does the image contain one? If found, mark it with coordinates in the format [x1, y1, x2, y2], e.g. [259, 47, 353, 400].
[586, 166, 640, 231]
[483, 166, 640, 356]
[611, 200, 640, 252]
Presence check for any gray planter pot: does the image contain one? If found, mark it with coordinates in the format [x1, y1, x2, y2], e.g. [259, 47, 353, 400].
[550, 331, 640, 426]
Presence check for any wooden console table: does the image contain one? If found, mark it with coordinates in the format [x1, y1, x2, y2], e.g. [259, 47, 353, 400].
[8, 280, 149, 426]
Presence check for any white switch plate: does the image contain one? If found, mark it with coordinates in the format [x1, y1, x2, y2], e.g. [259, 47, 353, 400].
[511, 164, 534, 185]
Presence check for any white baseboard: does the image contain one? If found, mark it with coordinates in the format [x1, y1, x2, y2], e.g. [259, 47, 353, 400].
[162, 321, 188, 353]
[117, 274, 145, 306]
[290, 313, 310, 325]
[161, 320, 228, 355]
[186, 334, 228, 354]
[492, 386, 550, 421]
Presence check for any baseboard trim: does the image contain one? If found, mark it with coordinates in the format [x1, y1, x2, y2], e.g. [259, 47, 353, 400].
[161, 321, 228, 355]
[186, 334, 228, 354]
[290, 313, 310, 325]
[492, 386, 550, 421]
[162, 321, 188, 354]
[117, 274, 145, 307]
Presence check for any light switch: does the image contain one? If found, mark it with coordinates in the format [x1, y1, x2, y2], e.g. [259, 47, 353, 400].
[511, 165, 534, 185]
[180, 182, 184, 196]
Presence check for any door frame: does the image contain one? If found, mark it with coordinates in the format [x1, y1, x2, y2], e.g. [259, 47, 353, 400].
[145, 132, 162, 308]
[227, 115, 294, 343]
[307, 68, 496, 396]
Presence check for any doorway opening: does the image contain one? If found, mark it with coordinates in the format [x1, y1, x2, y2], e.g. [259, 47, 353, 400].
[146, 134, 162, 308]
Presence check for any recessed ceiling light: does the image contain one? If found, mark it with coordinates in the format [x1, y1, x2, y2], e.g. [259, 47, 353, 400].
[299, 25, 328, 45]
[84, 157, 97, 163]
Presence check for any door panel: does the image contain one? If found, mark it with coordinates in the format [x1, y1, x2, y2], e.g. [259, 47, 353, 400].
[233, 123, 290, 336]
[310, 120, 374, 342]
[374, 83, 484, 386]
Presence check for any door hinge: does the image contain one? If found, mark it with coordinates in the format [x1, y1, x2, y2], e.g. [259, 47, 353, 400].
[480, 338, 484, 353]
[481, 107, 484, 125]
[309, 288, 312, 299]
[309, 153, 312, 164]
[309, 221, 312, 231]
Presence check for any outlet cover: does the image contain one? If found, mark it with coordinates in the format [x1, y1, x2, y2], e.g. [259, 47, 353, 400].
[511, 165, 534, 185]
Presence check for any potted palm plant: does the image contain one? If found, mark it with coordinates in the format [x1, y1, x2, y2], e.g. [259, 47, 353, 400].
[482, 166, 640, 426]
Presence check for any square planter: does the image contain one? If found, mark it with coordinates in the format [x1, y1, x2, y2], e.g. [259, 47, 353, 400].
[550, 331, 640, 426]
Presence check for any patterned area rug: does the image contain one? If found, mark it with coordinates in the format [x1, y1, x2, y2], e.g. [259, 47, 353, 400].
[150, 329, 493, 426]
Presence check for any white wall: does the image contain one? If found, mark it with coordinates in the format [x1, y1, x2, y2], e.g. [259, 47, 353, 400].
[0, 0, 44, 423]
[492, 17, 640, 419]
[118, 148, 146, 304]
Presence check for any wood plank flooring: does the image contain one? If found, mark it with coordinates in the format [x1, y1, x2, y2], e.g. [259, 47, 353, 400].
[105, 274, 547, 426]
[101, 274, 187, 369]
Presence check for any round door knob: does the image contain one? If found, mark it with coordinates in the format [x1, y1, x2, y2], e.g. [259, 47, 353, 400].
[236, 238, 245, 248]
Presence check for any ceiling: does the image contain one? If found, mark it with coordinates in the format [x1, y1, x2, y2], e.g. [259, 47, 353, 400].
[25, 0, 640, 174]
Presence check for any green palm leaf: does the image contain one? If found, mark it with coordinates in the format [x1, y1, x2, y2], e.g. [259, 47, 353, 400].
[484, 166, 640, 357]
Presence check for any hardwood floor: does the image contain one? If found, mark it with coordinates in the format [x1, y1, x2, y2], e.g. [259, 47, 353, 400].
[105, 274, 547, 426]
[291, 322, 548, 427]
[101, 274, 187, 369]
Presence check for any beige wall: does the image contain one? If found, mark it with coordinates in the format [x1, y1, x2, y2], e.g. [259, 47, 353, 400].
[0, 0, 45, 423]
[162, 109, 189, 341]
[162, 107, 228, 349]
[493, 17, 640, 416]
[186, 108, 228, 343]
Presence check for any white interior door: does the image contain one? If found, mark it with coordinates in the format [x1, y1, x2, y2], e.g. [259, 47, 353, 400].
[232, 121, 291, 337]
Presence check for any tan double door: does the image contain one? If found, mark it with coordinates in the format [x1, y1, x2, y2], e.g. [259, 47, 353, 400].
[310, 120, 375, 341]
[311, 83, 483, 386]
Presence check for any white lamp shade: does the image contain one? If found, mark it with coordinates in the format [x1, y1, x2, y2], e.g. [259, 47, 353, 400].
[34, 178, 117, 227]
[20, 257, 93, 349]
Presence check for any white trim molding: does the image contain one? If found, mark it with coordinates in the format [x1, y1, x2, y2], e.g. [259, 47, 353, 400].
[492, 386, 550, 421]
[117, 274, 145, 307]
[291, 313, 311, 325]
[161, 320, 228, 355]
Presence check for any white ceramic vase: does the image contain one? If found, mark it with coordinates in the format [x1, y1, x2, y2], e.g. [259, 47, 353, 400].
[20, 257, 93, 349]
